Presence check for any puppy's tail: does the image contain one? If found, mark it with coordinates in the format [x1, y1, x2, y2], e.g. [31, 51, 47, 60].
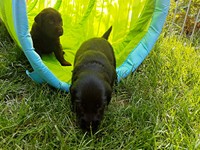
[102, 26, 112, 40]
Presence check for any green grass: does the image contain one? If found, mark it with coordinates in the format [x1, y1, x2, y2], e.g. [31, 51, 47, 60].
[0, 24, 200, 149]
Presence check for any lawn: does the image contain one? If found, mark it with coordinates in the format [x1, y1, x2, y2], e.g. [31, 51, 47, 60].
[0, 6, 200, 150]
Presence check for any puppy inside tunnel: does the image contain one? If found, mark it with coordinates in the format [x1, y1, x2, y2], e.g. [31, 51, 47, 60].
[0, 0, 170, 92]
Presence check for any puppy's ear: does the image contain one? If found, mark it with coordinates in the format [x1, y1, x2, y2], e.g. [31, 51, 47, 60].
[69, 85, 74, 95]
[34, 13, 43, 27]
[104, 82, 112, 105]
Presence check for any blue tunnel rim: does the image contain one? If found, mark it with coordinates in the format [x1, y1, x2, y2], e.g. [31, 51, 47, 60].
[12, 0, 170, 92]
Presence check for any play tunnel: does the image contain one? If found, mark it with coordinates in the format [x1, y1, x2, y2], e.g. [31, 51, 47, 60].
[0, 0, 170, 92]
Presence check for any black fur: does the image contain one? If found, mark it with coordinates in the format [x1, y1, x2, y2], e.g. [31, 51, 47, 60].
[70, 26, 116, 132]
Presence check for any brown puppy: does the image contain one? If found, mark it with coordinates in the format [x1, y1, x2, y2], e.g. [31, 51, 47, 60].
[70, 26, 116, 132]
[30, 8, 71, 66]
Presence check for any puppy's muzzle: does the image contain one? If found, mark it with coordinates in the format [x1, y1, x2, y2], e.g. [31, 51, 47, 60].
[57, 27, 63, 36]
[80, 115, 101, 131]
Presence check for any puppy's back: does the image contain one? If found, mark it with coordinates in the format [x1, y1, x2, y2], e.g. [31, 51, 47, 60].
[75, 38, 115, 67]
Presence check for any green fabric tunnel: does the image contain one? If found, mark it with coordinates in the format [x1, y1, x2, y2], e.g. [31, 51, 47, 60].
[0, 0, 170, 92]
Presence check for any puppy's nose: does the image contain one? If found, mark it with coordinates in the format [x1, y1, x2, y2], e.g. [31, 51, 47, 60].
[91, 119, 100, 132]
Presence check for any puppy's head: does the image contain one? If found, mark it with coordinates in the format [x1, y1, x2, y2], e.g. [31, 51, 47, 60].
[70, 73, 112, 132]
[34, 8, 63, 38]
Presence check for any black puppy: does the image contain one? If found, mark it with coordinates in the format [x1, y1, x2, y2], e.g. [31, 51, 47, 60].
[70, 26, 116, 132]
[30, 8, 71, 66]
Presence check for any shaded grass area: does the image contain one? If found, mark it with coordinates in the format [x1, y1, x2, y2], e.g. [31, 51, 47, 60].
[0, 24, 200, 149]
